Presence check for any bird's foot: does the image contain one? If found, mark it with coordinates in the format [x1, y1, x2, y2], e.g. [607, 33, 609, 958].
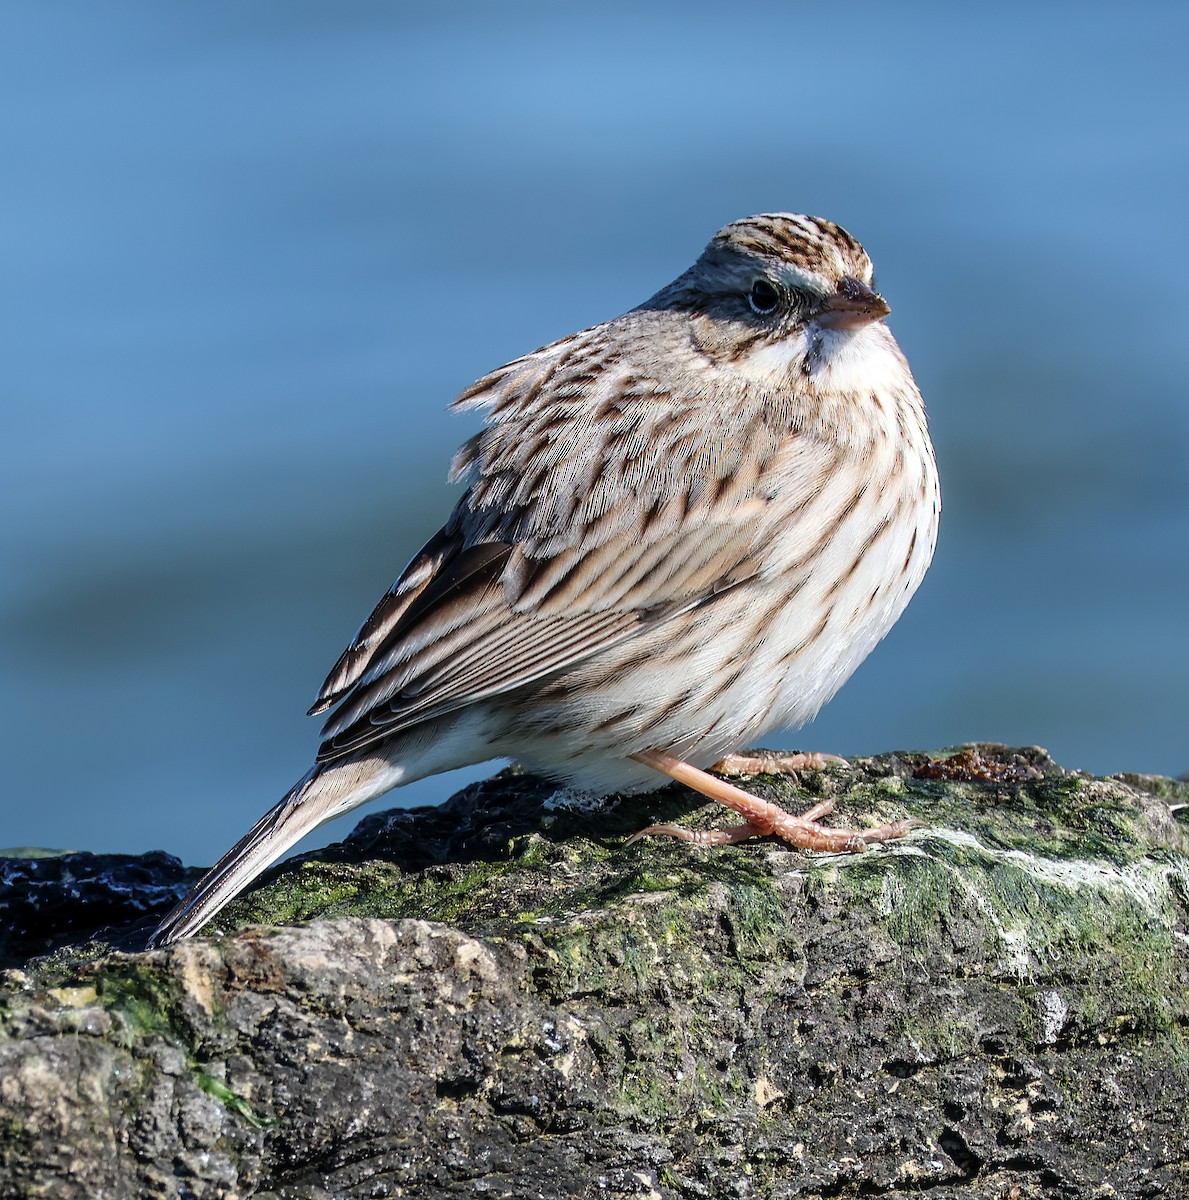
[628, 747, 921, 852]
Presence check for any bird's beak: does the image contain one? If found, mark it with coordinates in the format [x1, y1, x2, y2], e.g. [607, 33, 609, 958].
[817, 275, 891, 330]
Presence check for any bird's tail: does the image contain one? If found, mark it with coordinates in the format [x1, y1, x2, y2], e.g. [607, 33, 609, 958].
[147, 756, 398, 948]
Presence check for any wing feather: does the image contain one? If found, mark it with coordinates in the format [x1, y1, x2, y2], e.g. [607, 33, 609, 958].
[310, 313, 797, 764]
[308, 525, 462, 715]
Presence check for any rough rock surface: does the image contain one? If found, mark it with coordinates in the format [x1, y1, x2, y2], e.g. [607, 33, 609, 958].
[1, 745, 1187, 1199]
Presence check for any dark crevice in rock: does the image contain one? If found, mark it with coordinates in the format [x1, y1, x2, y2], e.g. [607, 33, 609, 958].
[938, 1126, 982, 1176]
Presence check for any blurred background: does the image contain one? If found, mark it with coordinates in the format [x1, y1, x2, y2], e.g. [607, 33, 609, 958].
[2, 2, 1186, 864]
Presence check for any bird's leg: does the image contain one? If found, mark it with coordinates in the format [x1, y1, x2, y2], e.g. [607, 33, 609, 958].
[712, 750, 850, 774]
[627, 747, 921, 851]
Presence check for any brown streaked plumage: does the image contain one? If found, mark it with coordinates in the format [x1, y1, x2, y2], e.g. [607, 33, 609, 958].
[148, 213, 940, 947]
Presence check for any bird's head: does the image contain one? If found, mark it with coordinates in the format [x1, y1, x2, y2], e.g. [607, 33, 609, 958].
[644, 213, 895, 390]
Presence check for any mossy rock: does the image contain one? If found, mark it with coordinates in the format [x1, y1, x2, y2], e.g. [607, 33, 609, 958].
[1, 745, 1187, 1198]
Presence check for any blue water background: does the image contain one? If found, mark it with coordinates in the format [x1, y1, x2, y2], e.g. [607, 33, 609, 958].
[2, 2, 1187, 864]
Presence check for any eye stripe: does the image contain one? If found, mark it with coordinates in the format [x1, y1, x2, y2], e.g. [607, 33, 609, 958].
[775, 262, 831, 298]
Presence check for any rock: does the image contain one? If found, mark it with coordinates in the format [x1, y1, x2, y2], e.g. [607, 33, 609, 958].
[1, 745, 1187, 1198]
[0, 849, 193, 967]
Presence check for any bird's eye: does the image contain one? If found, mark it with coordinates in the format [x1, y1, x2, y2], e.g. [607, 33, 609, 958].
[748, 279, 780, 315]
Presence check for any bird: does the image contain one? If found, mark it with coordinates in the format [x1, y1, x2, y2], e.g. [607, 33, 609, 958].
[147, 213, 940, 948]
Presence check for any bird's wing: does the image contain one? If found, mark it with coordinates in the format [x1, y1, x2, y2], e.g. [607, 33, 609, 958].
[309, 322, 811, 762]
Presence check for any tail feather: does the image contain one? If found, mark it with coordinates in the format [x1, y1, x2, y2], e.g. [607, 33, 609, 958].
[147, 761, 384, 948]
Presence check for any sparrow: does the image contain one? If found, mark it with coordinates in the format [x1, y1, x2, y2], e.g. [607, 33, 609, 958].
[148, 213, 939, 947]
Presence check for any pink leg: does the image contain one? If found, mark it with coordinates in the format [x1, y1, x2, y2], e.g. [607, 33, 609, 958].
[628, 748, 921, 852]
